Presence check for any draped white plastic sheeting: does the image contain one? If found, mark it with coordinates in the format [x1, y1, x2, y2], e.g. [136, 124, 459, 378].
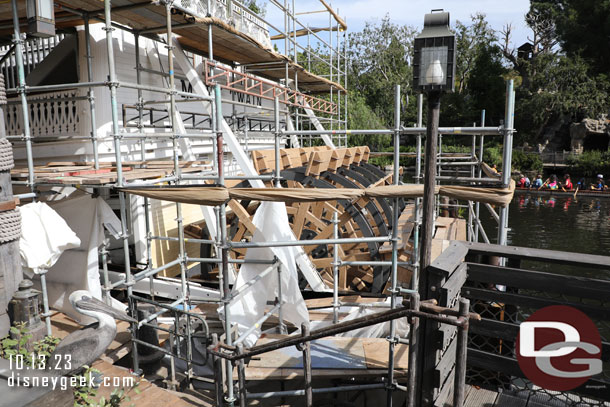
[220, 201, 309, 347]
[20, 194, 125, 324]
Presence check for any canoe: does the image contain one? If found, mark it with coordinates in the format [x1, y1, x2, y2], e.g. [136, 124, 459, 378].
[514, 187, 610, 198]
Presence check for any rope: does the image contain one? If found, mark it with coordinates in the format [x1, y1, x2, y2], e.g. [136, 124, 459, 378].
[0, 209, 21, 244]
[0, 139, 14, 171]
[0, 73, 5, 106]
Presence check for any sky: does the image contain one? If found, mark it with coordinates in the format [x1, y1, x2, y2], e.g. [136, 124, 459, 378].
[266, 0, 532, 49]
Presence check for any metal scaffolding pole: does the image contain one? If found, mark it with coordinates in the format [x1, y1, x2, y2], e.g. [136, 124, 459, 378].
[102, 0, 140, 375]
[10, 0, 34, 195]
[332, 212, 339, 324]
[165, 1, 194, 388]
[497, 81, 515, 248]
[475, 109, 486, 242]
[274, 97, 281, 187]
[84, 15, 100, 169]
[386, 84, 401, 407]
[412, 93, 423, 293]
[216, 83, 235, 406]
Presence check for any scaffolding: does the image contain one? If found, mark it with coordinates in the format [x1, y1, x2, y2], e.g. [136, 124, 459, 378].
[1, 0, 516, 406]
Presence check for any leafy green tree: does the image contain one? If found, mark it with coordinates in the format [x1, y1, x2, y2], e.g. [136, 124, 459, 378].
[347, 15, 416, 127]
[347, 91, 389, 148]
[499, 1, 610, 146]
[454, 13, 498, 94]
[542, 0, 610, 76]
[515, 53, 609, 145]
[442, 14, 508, 126]
[245, 0, 266, 17]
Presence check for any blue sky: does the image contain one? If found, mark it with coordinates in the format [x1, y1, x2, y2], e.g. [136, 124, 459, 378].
[266, 0, 532, 49]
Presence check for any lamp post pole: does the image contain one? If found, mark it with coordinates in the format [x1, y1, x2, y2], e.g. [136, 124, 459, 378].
[419, 91, 441, 274]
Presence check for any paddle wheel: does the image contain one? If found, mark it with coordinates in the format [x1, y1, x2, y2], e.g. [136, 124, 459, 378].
[218, 146, 413, 294]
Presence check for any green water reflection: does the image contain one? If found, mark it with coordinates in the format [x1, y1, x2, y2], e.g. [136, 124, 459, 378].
[479, 193, 610, 280]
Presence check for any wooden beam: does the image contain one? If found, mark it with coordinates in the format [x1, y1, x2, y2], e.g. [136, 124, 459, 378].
[467, 262, 610, 302]
[464, 242, 610, 270]
[319, 0, 347, 31]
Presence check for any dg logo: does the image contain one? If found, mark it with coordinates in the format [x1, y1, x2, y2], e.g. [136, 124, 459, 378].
[516, 305, 602, 391]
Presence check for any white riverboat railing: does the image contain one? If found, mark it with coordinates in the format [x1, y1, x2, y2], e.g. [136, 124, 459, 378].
[177, 0, 271, 48]
[4, 90, 84, 139]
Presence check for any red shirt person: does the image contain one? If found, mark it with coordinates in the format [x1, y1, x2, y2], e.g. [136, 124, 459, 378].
[562, 174, 573, 190]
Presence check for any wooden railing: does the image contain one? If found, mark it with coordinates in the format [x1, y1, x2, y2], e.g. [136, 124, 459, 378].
[205, 61, 338, 115]
[426, 242, 610, 406]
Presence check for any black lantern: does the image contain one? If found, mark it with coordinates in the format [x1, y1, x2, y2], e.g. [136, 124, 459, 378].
[413, 10, 456, 92]
[26, 0, 56, 38]
[9, 279, 42, 328]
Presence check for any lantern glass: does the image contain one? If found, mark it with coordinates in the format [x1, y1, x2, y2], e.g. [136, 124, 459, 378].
[412, 10, 456, 92]
[27, 0, 55, 37]
[38, 0, 54, 20]
[420, 46, 448, 86]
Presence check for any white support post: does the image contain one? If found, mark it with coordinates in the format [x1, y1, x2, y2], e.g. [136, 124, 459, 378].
[301, 100, 335, 148]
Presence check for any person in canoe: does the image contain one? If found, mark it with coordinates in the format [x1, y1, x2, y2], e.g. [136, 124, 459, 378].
[517, 174, 530, 188]
[560, 174, 573, 191]
[548, 175, 559, 190]
[533, 174, 544, 189]
[592, 174, 606, 191]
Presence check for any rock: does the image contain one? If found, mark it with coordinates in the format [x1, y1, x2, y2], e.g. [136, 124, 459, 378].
[569, 117, 609, 153]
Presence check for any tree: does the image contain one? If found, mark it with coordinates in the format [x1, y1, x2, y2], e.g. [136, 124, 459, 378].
[500, 2, 558, 87]
[499, 1, 610, 146]
[245, 0, 266, 17]
[347, 15, 416, 127]
[544, 0, 610, 76]
[516, 53, 608, 145]
[454, 13, 498, 94]
[442, 14, 508, 126]
[347, 91, 390, 149]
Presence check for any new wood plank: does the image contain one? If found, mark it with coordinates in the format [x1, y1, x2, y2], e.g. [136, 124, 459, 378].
[494, 393, 527, 407]
[464, 387, 498, 407]
[362, 339, 409, 369]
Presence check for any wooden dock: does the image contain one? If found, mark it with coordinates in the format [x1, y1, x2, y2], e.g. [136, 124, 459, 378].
[49, 310, 215, 407]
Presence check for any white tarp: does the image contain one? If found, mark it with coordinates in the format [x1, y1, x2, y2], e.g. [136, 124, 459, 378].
[222, 201, 309, 347]
[334, 298, 410, 338]
[309, 299, 410, 339]
[20, 201, 81, 275]
[20, 194, 124, 324]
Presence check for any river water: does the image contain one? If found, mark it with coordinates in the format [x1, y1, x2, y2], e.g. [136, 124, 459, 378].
[479, 193, 610, 280]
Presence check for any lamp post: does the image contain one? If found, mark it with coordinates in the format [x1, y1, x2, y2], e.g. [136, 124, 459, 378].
[412, 11, 456, 406]
[413, 9, 456, 276]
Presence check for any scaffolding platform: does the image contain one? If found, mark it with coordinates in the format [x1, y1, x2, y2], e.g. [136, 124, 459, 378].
[239, 335, 409, 381]
[0, 0, 344, 94]
[11, 160, 212, 186]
